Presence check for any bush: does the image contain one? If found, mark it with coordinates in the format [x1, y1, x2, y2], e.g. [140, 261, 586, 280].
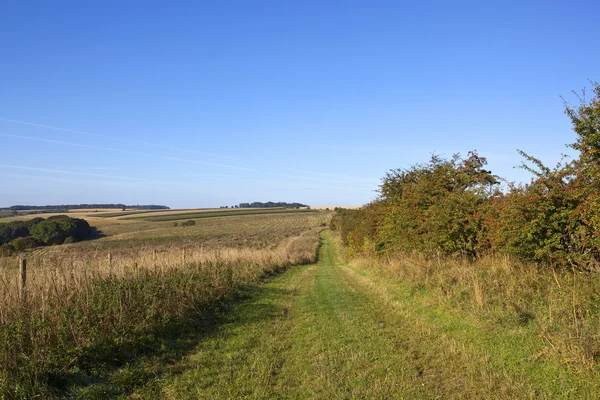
[30, 216, 92, 245]
[0, 243, 15, 256]
[331, 82, 600, 270]
[11, 236, 43, 252]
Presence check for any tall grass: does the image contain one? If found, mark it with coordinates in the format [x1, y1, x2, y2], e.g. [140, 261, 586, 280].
[0, 229, 321, 398]
[347, 247, 600, 372]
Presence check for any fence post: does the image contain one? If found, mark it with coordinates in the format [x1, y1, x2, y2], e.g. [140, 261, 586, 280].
[182, 248, 186, 265]
[19, 258, 27, 301]
[108, 253, 112, 276]
[153, 249, 157, 273]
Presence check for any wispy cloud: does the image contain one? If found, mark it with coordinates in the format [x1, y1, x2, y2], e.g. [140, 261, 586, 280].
[1, 133, 253, 172]
[1, 172, 133, 186]
[0, 117, 238, 160]
[0, 133, 144, 155]
[0, 164, 197, 187]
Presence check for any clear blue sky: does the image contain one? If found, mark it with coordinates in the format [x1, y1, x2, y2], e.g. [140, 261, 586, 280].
[1, 0, 598, 208]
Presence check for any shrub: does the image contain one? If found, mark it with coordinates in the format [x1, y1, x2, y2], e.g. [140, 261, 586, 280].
[331, 82, 600, 270]
[11, 236, 44, 252]
[30, 216, 92, 245]
[0, 243, 15, 256]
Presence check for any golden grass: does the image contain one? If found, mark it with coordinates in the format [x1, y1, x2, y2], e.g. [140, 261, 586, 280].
[0, 229, 321, 321]
[0, 212, 328, 398]
[0, 212, 331, 321]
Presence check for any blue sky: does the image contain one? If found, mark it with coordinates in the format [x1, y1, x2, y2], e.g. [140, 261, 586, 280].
[1, 0, 598, 208]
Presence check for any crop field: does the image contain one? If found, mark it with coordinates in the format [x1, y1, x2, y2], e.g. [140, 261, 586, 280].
[0, 209, 125, 227]
[122, 208, 317, 222]
[92, 209, 205, 218]
[0, 211, 328, 398]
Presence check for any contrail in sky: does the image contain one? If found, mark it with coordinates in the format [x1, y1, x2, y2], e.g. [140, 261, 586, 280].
[0, 133, 252, 171]
[0, 164, 199, 186]
[0, 133, 145, 155]
[1, 120, 377, 190]
[0, 117, 238, 160]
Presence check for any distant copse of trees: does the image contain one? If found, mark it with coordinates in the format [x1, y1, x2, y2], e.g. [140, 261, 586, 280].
[0, 215, 93, 255]
[5, 204, 169, 211]
[331, 81, 600, 271]
[234, 202, 308, 208]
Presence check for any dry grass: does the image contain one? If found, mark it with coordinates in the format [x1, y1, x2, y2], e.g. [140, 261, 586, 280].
[0, 229, 322, 313]
[0, 212, 329, 398]
[348, 250, 600, 372]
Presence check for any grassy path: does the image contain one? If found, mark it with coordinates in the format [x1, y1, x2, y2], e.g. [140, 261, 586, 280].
[129, 231, 598, 399]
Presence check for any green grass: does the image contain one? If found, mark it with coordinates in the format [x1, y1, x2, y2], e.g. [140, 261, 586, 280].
[122, 231, 600, 399]
[138, 231, 428, 399]
[9, 225, 598, 398]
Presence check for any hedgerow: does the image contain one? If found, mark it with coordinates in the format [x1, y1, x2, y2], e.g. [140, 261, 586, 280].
[332, 82, 600, 270]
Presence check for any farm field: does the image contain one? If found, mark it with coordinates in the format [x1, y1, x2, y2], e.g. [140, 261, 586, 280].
[3, 211, 600, 398]
[0, 208, 125, 227]
[0, 207, 315, 228]
[121, 208, 317, 222]
[92, 209, 203, 219]
[0, 211, 328, 398]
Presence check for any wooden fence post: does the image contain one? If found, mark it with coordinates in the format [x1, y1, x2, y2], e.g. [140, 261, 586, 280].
[153, 249, 157, 273]
[19, 258, 27, 301]
[182, 248, 186, 265]
[108, 253, 112, 276]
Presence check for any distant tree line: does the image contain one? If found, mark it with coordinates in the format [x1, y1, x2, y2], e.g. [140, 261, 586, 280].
[4, 204, 170, 211]
[331, 82, 600, 271]
[0, 216, 93, 255]
[232, 202, 308, 208]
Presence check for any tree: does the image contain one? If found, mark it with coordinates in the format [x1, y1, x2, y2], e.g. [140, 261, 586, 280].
[30, 220, 67, 245]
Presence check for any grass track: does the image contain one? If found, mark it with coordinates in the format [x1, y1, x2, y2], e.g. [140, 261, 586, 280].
[125, 231, 599, 399]
[159, 231, 428, 399]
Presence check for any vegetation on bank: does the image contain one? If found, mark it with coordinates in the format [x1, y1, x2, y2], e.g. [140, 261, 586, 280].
[328, 82, 600, 378]
[332, 82, 600, 270]
[0, 215, 93, 255]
